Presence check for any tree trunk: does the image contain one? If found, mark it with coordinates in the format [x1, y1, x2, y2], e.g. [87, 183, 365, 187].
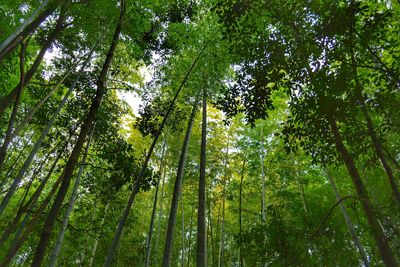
[0, 163, 65, 267]
[30, 0, 125, 263]
[187, 208, 195, 267]
[197, 88, 207, 267]
[0, 42, 26, 170]
[145, 139, 166, 267]
[0, 6, 67, 118]
[0, 0, 64, 61]
[155, 155, 168, 266]
[0, 51, 93, 217]
[325, 169, 370, 266]
[88, 203, 110, 267]
[327, 115, 397, 267]
[0, 140, 67, 247]
[181, 187, 185, 267]
[49, 127, 94, 267]
[219, 181, 226, 267]
[348, 0, 400, 205]
[239, 160, 246, 267]
[162, 96, 199, 267]
[260, 127, 266, 224]
[104, 41, 210, 267]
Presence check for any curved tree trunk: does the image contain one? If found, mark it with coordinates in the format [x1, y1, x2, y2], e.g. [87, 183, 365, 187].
[103, 41, 210, 267]
[328, 115, 397, 267]
[197, 88, 207, 267]
[162, 96, 199, 267]
[30, 0, 125, 265]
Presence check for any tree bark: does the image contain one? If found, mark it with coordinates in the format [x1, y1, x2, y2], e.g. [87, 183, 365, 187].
[260, 127, 266, 223]
[30, 1, 125, 264]
[197, 88, 207, 267]
[162, 96, 199, 267]
[327, 115, 397, 267]
[104, 41, 210, 267]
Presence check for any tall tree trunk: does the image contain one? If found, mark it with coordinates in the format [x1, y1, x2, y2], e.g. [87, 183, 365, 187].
[88, 203, 110, 267]
[0, 162, 65, 267]
[145, 139, 166, 267]
[207, 193, 214, 267]
[325, 169, 370, 266]
[49, 127, 94, 267]
[0, 6, 67, 118]
[239, 160, 246, 267]
[30, 2, 125, 265]
[155, 156, 168, 266]
[0, 51, 93, 217]
[187, 208, 195, 267]
[181, 187, 185, 267]
[0, 0, 64, 61]
[0, 139, 67, 247]
[260, 127, 266, 223]
[104, 41, 210, 267]
[348, 0, 400, 205]
[327, 115, 397, 267]
[219, 181, 226, 267]
[0, 42, 26, 170]
[162, 96, 199, 267]
[197, 88, 207, 267]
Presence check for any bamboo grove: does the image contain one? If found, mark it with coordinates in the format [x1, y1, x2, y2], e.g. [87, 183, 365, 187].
[0, 0, 399, 266]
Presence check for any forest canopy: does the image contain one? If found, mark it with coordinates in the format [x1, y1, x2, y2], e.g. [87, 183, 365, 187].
[0, 0, 400, 266]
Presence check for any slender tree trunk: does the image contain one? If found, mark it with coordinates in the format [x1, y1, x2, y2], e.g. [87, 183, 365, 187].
[0, 6, 67, 118]
[207, 194, 214, 267]
[88, 203, 110, 267]
[260, 127, 266, 224]
[197, 88, 207, 267]
[348, 0, 400, 205]
[0, 51, 93, 217]
[155, 157, 168, 265]
[0, 0, 64, 61]
[187, 208, 195, 267]
[0, 163, 65, 267]
[0, 42, 26, 170]
[239, 160, 246, 267]
[181, 187, 185, 267]
[30, 0, 125, 264]
[325, 169, 370, 266]
[0, 140, 66, 247]
[145, 139, 166, 267]
[104, 41, 210, 267]
[162, 97, 199, 267]
[327, 115, 397, 267]
[49, 127, 94, 267]
[219, 181, 226, 267]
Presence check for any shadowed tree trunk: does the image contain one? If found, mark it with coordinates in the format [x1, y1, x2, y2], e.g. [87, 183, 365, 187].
[328, 114, 397, 267]
[30, 1, 126, 265]
[162, 95, 199, 267]
[197, 87, 207, 267]
[239, 160, 246, 267]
